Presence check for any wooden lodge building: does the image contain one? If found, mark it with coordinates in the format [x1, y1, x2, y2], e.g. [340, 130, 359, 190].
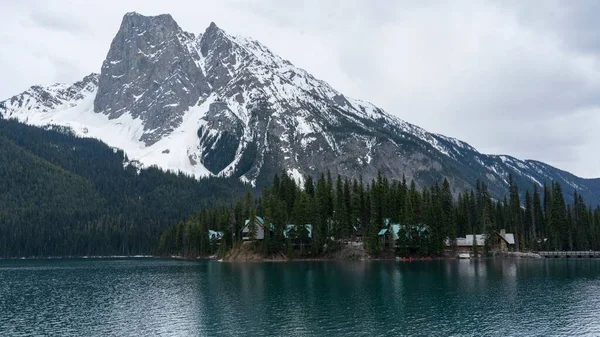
[447, 229, 516, 252]
[378, 220, 430, 252]
[240, 216, 313, 243]
[241, 216, 267, 241]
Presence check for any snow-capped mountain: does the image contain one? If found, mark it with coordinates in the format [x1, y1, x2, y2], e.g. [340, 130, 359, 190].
[2, 12, 600, 203]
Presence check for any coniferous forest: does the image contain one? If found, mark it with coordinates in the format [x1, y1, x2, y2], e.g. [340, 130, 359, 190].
[0, 119, 248, 257]
[3, 118, 600, 258]
[160, 170, 600, 258]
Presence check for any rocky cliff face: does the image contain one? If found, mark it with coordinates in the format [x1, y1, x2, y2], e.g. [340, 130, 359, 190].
[2, 12, 600, 204]
[94, 13, 210, 145]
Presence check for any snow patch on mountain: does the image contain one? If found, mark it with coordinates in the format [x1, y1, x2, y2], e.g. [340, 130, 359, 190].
[2, 81, 213, 178]
[287, 168, 305, 186]
[2, 12, 600, 204]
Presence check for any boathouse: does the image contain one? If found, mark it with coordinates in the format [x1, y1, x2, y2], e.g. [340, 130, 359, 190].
[447, 229, 515, 252]
[494, 229, 515, 252]
[451, 234, 486, 249]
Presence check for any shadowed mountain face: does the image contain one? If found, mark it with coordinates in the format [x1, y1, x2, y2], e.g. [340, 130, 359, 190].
[2, 12, 599, 204]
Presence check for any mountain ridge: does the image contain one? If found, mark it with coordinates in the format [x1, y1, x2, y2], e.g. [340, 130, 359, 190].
[2, 12, 599, 204]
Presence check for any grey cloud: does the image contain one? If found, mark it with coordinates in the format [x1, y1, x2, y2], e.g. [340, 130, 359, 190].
[2, 0, 600, 178]
[29, 8, 90, 33]
[509, 0, 600, 54]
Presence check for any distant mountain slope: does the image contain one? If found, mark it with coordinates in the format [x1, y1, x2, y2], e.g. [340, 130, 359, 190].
[1, 12, 599, 204]
[0, 118, 246, 257]
[0, 134, 104, 217]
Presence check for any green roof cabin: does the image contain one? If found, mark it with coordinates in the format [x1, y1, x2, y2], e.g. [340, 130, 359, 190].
[209, 230, 224, 241]
[283, 224, 313, 240]
[241, 216, 266, 241]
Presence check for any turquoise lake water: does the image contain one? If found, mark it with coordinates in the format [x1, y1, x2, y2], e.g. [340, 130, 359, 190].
[1, 258, 599, 336]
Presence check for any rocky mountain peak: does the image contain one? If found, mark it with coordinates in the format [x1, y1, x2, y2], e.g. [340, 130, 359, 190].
[121, 12, 177, 28]
[199, 21, 225, 55]
[94, 12, 210, 145]
[3, 12, 600, 204]
[205, 21, 220, 34]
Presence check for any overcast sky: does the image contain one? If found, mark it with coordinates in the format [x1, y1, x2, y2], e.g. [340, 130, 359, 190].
[3, 0, 600, 177]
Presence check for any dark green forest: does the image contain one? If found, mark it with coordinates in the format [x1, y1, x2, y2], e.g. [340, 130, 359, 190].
[0, 119, 248, 257]
[161, 171, 600, 258]
[2, 117, 600, 259]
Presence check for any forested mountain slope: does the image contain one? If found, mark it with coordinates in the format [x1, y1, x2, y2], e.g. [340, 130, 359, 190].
[0, 118, 247, 257]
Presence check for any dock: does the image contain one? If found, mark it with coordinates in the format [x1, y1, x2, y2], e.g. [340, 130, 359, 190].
[537, 251, 600, 258]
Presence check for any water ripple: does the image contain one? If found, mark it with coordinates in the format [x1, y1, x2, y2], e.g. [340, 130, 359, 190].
[1, 258, 600, 336]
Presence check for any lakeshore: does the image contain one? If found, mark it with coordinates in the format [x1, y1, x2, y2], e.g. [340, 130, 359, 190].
[9, 248, 600, 262]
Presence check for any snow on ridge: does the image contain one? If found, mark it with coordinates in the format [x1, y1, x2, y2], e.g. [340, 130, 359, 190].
[434, 134, 477, 153]
[295, 115, 314, 135]
[2, 80, 214, 179]
[197, 24, 452, 161]
[214, 27, 387, 120]
[287, 168, 305, 187]
[212, 26, 506, 167]
[232, 33, 465, 161]
[524, 173, 543, 187]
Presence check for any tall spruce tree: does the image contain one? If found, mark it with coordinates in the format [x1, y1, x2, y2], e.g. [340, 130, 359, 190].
[532, 184, 543, 244]
[549, 182, 567, 250]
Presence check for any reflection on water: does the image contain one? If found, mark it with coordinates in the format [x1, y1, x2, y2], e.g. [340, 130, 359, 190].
[1, 258, 600, 336]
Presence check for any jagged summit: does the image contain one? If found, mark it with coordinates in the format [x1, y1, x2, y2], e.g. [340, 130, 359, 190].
[118, 12, 180, 36]
[2, 12, 600, 204]
[95, 11, 209, 144]
[123, 11, 143, 17]
[206, 21, 220, 32]
[122, 11, 175, 21]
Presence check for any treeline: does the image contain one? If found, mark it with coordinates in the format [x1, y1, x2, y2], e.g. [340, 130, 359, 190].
[161, 171, 600, 257]
[0, 119, 247, 257]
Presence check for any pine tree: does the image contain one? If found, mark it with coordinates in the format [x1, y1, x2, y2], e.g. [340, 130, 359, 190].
[543, 183, 552, 227]
[304, 175, 315, 197]
[524, 190, 532, 248]
[343, 178, 352, 239]
[409, 180, 422, 223]
[359, 176, 369, 233]
[508, 174, 523, 250]
[247, 192, 257, 241]
[367, 173, 385, 255]
[272, 196, 287, 248]
[333, 175, 345, 240]
[397, 175, 407, 224]
[482, 201, 495, 254]
[548, 182, 566, 250]
[228, 206, 236, 246]
[441, 178, 454, 255]
[576, 194, 590, 250]
[566, 205, 574, 251]
[263, 188, 273, 255]
[532, 184, 543, 244]
[314, 173, 329, 253]
[351, 179, 361, 239]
